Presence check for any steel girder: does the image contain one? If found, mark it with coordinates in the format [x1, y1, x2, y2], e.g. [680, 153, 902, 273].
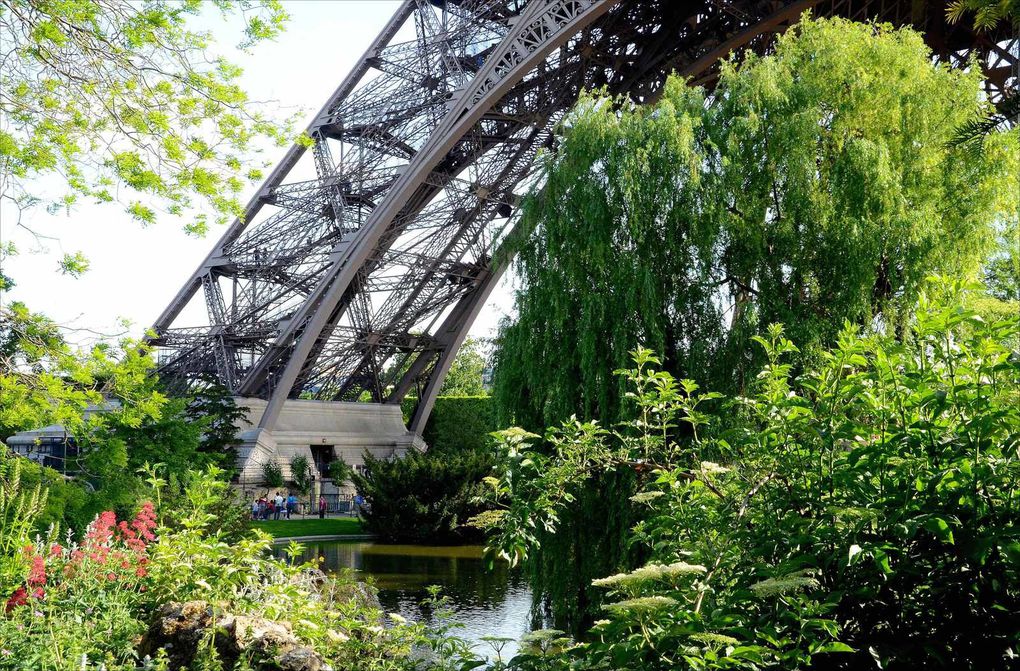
[151, 0, 1018, 434]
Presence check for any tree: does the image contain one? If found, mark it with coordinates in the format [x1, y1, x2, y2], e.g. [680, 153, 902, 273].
[945, 0, 1019, 152]
[982, 220, 1020, 302]
[438, 337, 489, 396]
[494, 16, 1018, 431]
[0, 300, 162, 441]
[0, 0, 293, 256]
[947, 0, 1018, 31]
[182, 377, 249, 468]
[492, 16, 1019, 629]
[261, 460, 283, 491]
[101, 382, 247, 477]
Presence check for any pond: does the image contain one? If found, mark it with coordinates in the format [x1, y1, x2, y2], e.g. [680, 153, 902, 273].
[277, 541, 534, 660]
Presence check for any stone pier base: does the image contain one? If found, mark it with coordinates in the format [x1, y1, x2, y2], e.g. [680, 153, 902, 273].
[234, 398, 424, 489]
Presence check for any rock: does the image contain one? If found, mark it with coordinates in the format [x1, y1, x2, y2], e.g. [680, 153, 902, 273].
[140, 601, 332, 671]
[279, 646, 329, 671]
[139, 601, 215, 669]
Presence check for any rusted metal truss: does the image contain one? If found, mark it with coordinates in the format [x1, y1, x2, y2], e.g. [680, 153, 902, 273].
[151, 0, 1017, 434]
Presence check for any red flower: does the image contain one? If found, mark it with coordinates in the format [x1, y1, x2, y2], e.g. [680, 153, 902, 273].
[5, 587, 27, 613]
[135, 567, 148, 578]
[106, 572, 117, 581]
[31, 588, 45, 600]
[48, 543, 62, 557]
[27, 555, 46, 587]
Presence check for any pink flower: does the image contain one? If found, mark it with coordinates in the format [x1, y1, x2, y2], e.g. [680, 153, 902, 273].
[27, 556, 46, 587]
[84, 511, 117, 553]
[130, 502, 158, 543]
[48, 544, 62, 558]
[31, 588, 44, 600]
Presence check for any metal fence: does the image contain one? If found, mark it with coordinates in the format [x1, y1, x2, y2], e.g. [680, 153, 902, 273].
[235, 480, 361, 517]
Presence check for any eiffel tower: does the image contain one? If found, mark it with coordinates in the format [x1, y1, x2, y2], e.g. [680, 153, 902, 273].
[150, 0, 1017, 478]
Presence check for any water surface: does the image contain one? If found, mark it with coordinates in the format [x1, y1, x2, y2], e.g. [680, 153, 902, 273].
[279, 541, 533, 660]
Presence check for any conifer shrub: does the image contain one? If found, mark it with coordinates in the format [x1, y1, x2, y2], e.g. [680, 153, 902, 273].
[352, 447, 495, 544]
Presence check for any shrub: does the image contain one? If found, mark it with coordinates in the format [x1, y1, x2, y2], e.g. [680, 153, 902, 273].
[353, 448, 495, 544]
[481, 282, 1020, 670]
[290, 454, 313, 494]
[0, 445, 87, 532]
[261, 459, 284, 490]
[425, 396, 496, 454]
[0, 467, 482, 670]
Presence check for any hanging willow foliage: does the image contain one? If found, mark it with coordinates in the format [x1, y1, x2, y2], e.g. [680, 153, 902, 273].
[492, 17, 1020, 629]
[495, 17, 1018, 431]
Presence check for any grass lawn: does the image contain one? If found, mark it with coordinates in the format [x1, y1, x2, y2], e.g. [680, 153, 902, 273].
[251, 517, 365, 538]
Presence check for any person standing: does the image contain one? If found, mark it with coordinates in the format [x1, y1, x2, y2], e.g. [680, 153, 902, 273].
[251, 498, 259, 520]
[318, 495, 327, 519]
[274, 492, 284, 521]
[286, 492, 297, 519]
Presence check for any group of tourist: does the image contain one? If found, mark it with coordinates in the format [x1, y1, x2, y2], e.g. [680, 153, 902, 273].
[252, 492, 301, 520]
[252, 492, 367, 520]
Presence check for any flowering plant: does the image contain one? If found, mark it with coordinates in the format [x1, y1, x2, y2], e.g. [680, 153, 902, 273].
[2, 502, 159, 667]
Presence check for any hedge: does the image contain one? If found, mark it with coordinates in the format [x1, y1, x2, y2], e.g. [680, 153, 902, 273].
[400, 395, 495, 454]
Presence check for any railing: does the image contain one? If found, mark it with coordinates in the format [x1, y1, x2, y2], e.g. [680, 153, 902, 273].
[235, 480, 363, 517]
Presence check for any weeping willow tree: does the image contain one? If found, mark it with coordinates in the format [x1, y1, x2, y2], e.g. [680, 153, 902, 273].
[493, 17, 1020, 630]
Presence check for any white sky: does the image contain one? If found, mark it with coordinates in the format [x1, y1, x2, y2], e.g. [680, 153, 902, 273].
[0, 0, 515, 346]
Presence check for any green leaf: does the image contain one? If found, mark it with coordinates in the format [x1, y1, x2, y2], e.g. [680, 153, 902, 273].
[923, 517, 955, 545]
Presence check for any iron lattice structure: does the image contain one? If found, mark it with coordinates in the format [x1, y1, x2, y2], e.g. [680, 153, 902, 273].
[152, 0, 1018, 435]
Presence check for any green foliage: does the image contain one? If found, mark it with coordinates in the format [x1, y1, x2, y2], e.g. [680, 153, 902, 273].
[0, 300, 169, 530]
[945, 0, 1018, 153]
[481, 282, 1020, 669]
[261, 459, 284, 489]
[491, 17, 1019, 632]
[0, 0, 294, 237]
[290, 454, 313, 494]
[422, 396, 496, 453]
[494, 16, 1018, 431]
[326, 457, 354, 485]
[0, 456, 46, 590]
[946, 0, 1019, 29]
[186, 376, 250, 465]
[982, 219, 1020, 302]
[360, 396, 498, 544]
[352, 447, 495, 544]
[0, 467, 486, 670]
[0, 444, 87, 532]
[157, 466, 252, 541]
[0, 301, 164, 441]
[101, 381, 247, 477]
[439, 337, 489, 396]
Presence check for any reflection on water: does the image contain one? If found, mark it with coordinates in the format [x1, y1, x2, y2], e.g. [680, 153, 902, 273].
[278, 541, 533, 659]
